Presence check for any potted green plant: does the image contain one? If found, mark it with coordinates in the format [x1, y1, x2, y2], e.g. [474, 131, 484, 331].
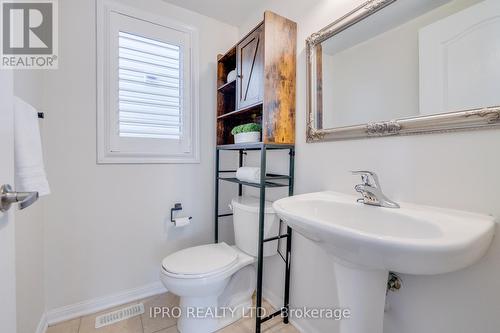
[231, 123, 262, 143]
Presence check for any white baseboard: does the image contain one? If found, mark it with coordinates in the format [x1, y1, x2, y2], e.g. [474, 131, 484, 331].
[45, 282, 167, 326]
[41, 283, 315, 332]
[35, 312, 48, 333]
[263, 288, 321, 333]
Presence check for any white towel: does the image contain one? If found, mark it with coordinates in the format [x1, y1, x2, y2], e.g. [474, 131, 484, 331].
[236, 167, 261, 184]
[13, 97, 50, 196]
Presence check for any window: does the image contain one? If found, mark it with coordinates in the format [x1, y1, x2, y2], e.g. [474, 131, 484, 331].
[97, 1, 199, 163]
[118, 32, 182, 140]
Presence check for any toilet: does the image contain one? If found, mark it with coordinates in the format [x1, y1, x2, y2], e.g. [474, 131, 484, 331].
[160, 196, 279, 333]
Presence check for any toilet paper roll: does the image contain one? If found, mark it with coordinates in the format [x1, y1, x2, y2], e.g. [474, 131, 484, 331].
[174, 217, 191, 228]
[227, 69, 237, 83]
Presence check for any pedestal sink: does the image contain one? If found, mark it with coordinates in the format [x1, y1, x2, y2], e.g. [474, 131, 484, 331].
[273, 191, 495, 333]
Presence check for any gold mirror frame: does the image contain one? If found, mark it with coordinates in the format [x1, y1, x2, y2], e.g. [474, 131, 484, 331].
[305, 0, 500, 142]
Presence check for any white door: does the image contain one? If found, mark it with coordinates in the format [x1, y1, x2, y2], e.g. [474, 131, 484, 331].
[419, 0, 500, 115]
[0, 70, 17, 332]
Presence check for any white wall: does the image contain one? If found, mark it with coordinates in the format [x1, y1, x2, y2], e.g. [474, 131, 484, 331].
[239, 1, 500, 333]
[41, 0, 238, 310]
[13, 71, 47, 333]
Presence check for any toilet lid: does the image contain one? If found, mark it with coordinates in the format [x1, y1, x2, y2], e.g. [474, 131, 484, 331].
[162, 242, 238, 276]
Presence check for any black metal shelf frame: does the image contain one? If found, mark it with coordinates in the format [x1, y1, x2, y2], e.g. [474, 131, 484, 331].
[215, 143, 295, 333]
[217, 176, 290, 188]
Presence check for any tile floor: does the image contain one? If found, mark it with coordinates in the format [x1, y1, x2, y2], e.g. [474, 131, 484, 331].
[46, 292, 300, 333]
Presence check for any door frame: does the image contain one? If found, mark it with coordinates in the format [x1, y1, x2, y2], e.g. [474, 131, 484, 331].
[0, 69, 17, 333]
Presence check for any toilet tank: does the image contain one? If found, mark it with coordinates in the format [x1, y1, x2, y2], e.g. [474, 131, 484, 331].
[230, 196, 279, 257]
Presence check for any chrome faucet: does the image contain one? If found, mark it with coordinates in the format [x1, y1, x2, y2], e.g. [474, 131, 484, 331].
[351, 171, 400, 209]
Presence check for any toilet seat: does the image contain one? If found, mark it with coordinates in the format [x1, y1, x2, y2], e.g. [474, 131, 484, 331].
[162, 242, 238, 278]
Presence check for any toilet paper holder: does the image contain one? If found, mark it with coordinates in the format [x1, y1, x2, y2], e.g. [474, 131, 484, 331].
[170, 203, 192, 223]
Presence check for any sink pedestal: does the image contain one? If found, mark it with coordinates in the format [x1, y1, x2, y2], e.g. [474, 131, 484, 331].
[334, 259, 388, 333]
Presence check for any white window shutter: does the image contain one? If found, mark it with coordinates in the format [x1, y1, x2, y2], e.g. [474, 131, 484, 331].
[97, 1, 199, 164]
[118, 32, 182, 140]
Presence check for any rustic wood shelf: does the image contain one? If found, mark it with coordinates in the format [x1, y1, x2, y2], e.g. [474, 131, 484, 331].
[217, 80, 236, 93]
[217, 102, 263, 120]
[216, 11, 296, 146]
[217, 47, 236, 64]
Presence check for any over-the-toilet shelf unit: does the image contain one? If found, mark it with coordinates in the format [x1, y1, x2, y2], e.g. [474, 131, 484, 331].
[214, 11, 297, 333]
[216, 11, 296, 147]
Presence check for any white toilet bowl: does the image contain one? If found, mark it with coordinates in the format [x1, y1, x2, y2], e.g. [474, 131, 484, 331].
[160, 196, 279, 333]
[160, 243, 255, 333]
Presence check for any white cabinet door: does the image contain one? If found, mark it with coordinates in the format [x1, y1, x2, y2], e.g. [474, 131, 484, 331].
[419, 0, 500, 115]
[0, 70, 17, 332]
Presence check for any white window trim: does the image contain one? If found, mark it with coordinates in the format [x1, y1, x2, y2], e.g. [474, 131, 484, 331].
[97, 0, 200, 164]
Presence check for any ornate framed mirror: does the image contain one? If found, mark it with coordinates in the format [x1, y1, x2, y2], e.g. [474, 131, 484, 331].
[306, 0, 500, 142]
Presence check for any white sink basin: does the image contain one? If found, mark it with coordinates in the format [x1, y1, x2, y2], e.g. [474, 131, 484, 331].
[273, 191, 495, 333]
[273, 191, 495, 275]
